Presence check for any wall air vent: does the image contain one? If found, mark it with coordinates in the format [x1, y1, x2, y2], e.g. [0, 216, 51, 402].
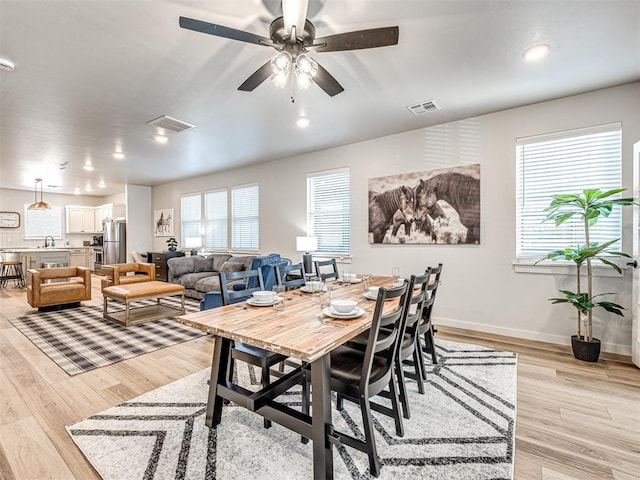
[407, 100, 440, 116]
[146, 115, 196, 133]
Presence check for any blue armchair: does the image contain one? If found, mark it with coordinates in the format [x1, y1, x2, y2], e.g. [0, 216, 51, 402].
[199, 253, 290, 310]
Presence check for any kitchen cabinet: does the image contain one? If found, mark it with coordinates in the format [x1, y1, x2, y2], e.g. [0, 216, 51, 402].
[66, 206, 96, 233]
[69, 248, 89, 268]
[94, 203, 126, 232]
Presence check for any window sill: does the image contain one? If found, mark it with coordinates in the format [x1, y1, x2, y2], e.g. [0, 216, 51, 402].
[513, 258, 625, 277]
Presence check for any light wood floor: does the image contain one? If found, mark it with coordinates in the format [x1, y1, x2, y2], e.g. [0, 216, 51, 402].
[0, 278, 638, 480]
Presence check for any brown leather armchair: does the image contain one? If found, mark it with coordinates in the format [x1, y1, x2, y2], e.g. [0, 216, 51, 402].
[27, 266, 92, 309]
[100, 262, 156, 291]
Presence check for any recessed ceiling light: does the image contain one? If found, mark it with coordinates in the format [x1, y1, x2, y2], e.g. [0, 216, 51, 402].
[523, 43, 551, 62]
[113, 152, 125, 160]
[98, 180, 106, 188]
[296, 118, 310, 128]
[74, 187, 80, 195]
[0, 58, 15, 72]
[154, 135, 168, 144]
[83, 164, 94, 171]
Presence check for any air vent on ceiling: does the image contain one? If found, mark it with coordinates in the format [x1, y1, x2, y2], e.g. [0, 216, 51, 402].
[146, 115, 196, 133]
[407, 100, 440, 116]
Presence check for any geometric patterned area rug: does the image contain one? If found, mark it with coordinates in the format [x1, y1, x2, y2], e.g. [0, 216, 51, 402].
[9, 297, 203, 376]
[67, 340, 517, 479]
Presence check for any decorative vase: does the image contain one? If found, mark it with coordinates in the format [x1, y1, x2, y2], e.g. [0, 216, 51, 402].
[570, 335, 601, 362]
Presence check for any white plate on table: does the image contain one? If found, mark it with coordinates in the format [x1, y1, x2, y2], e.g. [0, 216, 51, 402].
[322, 306, 365, 320]
[300, 285, 327, 293]
[362, 290, 396, 301]
[342, 278, 362, 284]
[363, 291, 378, 301]
[246, 296, 282, 307]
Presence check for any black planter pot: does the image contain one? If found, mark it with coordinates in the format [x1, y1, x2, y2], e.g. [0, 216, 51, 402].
[571, 335, 601, 362]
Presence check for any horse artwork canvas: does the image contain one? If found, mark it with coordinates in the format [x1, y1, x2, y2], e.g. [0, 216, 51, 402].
[154, 208, 174, 237]
[368, 164, 480, 244]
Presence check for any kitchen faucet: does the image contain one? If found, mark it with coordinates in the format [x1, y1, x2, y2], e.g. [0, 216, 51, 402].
[44, 235, 55, 247]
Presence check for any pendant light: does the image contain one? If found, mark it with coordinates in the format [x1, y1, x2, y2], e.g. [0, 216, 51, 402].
[27, 178, 51, 210]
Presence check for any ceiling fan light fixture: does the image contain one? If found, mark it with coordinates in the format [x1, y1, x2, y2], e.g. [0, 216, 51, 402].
[271, 51, 292, 75]
[27, 178, 51, 210]
[295, 70, 313, 89]
[296, 54, 317, 76]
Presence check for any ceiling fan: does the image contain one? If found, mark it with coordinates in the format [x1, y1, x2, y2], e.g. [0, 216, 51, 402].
[179, 0, 399, 98]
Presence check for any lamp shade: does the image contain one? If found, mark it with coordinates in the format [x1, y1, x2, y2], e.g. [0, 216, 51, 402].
[296, 236, 317, 252]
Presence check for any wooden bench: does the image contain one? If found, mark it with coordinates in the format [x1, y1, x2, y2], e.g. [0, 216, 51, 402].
[102, 281, 185, 326]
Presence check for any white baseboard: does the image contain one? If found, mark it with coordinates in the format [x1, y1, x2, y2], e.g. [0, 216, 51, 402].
[434, 316, 632, 356]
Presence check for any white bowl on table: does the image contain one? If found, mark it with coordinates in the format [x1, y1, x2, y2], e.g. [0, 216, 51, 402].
[252, 290, 275, 303]
[306, 280, 324, 291]
[331, 299, 358, 314]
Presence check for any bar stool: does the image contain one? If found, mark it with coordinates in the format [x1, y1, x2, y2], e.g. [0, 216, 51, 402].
[0, 254, 25, 289]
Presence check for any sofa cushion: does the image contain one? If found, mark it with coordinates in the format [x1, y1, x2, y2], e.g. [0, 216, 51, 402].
[227, 255, 255, 272]
[220, 261, 245, 273]
[176, 272, 215, 290]
[168, 256, 195, 278]
[195, 275, 222, 293]
[211, 254, 232, 272]
[193, 255, 214, 273]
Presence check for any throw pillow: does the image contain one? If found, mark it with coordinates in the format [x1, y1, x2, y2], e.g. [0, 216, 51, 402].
[211, 254, 232, 272]
[194, 256, 214, 273]
[220, 261, 245, 273]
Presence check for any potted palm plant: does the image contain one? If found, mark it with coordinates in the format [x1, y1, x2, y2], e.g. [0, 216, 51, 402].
[166, 237, 178, 252]
[540, 188, 635, 362]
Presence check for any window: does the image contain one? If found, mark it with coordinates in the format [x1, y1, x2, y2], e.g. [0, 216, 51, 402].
[515, 123, 622, 260]
[24, 204, 63, 240]
[231, 184, 259, 251]
[307, 169, 351, 254]
[204, 189, 228, 250]
[181, 194, 202, 248]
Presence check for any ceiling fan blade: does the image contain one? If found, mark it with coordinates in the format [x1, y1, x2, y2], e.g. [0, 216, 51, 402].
[314, 26, 399, 52]
[238, 60, 273, 92]
[179, 16, 271, 46]
[313, 63, 344, 97]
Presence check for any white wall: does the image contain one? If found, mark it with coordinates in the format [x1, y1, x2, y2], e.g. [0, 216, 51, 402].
[152, 83, 640, 355]
[125, 184, 152, 261]
[0, 188, 105, 248]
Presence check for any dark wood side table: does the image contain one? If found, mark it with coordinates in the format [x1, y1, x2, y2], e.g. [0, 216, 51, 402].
[147, 251, 185, 282]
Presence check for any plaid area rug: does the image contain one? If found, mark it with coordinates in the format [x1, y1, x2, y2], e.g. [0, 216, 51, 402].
[67, 340, 517, 479]
[9, 297, 203, 375]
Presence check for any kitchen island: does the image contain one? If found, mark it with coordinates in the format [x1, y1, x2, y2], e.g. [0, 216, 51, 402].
[0, 248, 72, 286]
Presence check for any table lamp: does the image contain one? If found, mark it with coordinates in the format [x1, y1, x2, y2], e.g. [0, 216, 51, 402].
[296, 236, 318, 275]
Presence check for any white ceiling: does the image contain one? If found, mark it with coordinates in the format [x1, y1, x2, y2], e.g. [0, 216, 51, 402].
[1, 0, 638, 197]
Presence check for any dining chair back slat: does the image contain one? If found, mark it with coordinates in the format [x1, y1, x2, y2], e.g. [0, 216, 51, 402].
[313, 258, 339, 281]
[275, 262, 307, 290]
[219, 268, 264, 305]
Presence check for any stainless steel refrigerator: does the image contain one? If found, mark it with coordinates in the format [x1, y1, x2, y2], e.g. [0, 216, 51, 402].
[103, 219, 126, 265]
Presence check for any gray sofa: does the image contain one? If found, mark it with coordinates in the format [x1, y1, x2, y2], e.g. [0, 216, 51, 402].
[166, 253, 289, 300]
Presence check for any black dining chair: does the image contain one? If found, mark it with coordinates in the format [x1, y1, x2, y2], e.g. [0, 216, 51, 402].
[420, 263, 442, 366]
[301, 281, 410, 477]
[274, 262, 307, 290]
[395, 272, 430, 418]
[416, 263, 443, 372]
[219, 268, 288, 428]
[313, 258, 339, 281]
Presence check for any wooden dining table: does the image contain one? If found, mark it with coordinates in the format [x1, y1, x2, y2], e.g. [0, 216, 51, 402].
[177, 275, 394, 480]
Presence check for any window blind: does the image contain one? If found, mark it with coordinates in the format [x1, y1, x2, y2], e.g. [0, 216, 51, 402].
[515, 123, 622, 259]
[308, 169, 351, 254]
[231, 184, 259, 251]
[181, 193, 201, 248]
[204, 189, 228, 250]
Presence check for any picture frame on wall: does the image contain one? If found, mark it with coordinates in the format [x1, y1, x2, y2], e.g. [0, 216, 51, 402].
[154, 208, 174, 237]
[368, 164, 480, 245]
